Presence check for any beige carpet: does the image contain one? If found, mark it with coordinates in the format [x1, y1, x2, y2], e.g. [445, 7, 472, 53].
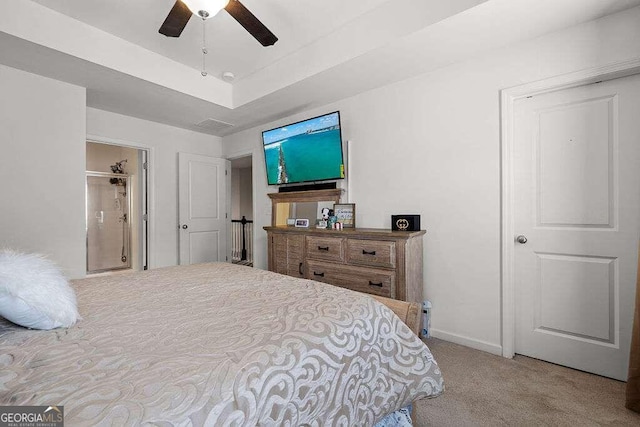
[413, 338, 640, 426]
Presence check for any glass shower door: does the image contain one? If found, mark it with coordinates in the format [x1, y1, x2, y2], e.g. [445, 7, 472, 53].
[86, 173, 131, 273]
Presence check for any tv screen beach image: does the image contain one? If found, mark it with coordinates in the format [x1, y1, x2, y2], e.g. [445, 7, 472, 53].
[263, 112, 344, 185]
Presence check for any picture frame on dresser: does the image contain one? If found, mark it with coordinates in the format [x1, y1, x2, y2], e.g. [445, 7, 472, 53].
[333, 203, 356, 228]
[294, 218, 310, 228]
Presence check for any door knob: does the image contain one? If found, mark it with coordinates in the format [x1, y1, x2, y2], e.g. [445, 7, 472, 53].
[182, 224, 188, 230]
[516, 235, 527, 244]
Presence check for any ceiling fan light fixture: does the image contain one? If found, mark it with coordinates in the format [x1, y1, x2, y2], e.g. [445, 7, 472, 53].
[181, 0, 229, 19]
[159, 0, 277, 46]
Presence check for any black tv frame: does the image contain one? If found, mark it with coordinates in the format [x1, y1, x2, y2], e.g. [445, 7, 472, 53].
[261, 111, 345, 187]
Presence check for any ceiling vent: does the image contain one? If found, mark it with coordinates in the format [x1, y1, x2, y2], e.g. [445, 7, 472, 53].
[195, 118, 235, 133]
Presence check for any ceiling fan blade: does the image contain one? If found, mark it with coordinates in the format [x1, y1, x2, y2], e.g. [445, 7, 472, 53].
[159, 0, 192, 37]
[224, 0, 278, 47]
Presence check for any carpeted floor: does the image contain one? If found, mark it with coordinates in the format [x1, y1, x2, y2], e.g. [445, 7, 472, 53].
[414, 338, 640, 426]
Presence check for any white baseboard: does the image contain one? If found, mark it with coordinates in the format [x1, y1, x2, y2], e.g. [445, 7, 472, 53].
[429, 329, 503, 356]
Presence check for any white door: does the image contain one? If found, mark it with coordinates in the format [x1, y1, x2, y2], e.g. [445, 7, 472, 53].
[514, 74, 640, 380]
[178, 153, 230, 265]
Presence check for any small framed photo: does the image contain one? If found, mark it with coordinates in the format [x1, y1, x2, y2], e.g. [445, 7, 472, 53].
[333, 203, 356, 228]
[295, 218, 310, 228]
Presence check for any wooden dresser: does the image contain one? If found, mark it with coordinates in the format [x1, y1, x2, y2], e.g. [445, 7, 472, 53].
[264, 226, 426, 304]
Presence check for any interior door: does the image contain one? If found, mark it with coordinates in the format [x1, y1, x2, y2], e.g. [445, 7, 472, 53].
[514, 74, 640, 380]
[178, 153, 229, 265]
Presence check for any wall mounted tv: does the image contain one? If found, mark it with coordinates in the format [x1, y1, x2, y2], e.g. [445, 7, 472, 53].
[262, 111, 344, 186]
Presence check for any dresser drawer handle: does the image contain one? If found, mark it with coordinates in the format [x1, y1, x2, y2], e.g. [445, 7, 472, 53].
[368, 281, 383, 287]
[299, 262, 303, 276]
[317, 246, 330, 251]
[362, 250, 376, 255]
[313, 271, 325, 277]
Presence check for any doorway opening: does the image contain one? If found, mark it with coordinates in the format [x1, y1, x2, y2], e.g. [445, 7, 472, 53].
[86, 141, 149, 274]
[230, 155, 254, 267]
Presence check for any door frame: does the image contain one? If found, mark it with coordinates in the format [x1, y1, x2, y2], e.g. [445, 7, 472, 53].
[500, 58, 640, 358]
[87, 135, 154, 270]
[224, 148, 262, 269]
[226, 149, 258, 265]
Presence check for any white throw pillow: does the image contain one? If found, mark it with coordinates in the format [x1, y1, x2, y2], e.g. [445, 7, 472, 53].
[0, 250, 79, 329]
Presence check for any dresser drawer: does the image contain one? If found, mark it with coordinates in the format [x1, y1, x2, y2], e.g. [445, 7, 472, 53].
[273, 234, 305, 278]
[306, 260, 395, 298]
[346, 239, 396, 269]
[306, 236, 344, 262]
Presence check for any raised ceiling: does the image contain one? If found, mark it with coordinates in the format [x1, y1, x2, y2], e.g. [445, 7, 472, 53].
[30, 0, 394, 81]
[2, 0, 639, 136]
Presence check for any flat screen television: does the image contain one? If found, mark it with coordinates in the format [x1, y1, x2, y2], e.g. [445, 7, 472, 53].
[262, 111, 344, 186]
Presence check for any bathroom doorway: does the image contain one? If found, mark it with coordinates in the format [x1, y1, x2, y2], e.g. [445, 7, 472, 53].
[86, 142, 148, 274]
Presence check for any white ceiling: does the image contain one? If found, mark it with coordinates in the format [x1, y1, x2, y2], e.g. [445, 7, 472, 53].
[30, 0, 393, 81]
[2, 0, 640, 137]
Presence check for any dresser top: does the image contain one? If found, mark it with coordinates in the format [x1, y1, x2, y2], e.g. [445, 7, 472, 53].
[264, 226, 426, 239]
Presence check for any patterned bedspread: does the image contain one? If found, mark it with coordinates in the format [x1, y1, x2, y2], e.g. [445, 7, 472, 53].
[0, 263, 443, 426]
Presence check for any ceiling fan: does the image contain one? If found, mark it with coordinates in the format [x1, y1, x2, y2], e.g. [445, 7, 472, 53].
[159, 0, 278, 47]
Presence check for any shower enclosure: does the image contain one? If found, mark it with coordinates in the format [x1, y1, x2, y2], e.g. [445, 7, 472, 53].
[86, 172, 131, 273]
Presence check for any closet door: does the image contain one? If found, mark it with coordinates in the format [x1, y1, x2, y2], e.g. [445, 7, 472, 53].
[178, 153, 230, 265]
[514, 74, 640, 380]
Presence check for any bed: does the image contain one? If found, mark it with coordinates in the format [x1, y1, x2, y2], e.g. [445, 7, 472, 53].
[0, 262, 443, 425]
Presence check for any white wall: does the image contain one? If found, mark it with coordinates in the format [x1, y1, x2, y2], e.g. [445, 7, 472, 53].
[231, 168, 241, 219]
[0, 65, 222, 278]
[223, 7, 640, 354]
[239, 168, 253, 220]
[87, 108, 222, 269]
[231, 167, 253, 220]
[0, 64, 86, 278]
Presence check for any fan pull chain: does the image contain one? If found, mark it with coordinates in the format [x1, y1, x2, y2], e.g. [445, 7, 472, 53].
[201, 18, 208, 77]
